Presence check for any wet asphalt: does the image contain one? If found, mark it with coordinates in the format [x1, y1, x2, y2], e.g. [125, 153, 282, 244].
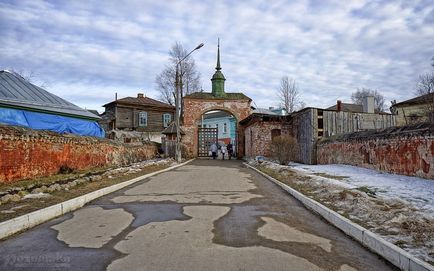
[0, 159, 397, 271]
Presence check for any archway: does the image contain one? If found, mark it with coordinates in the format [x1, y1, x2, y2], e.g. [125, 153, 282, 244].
[197, 110, 237, 158]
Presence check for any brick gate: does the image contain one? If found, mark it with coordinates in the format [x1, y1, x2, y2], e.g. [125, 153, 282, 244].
[180, 42, 251, 158]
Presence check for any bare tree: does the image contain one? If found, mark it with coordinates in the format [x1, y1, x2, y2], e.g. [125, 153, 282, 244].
[8, 68, 49, 88]
[278, 76, 303, 113]
[415, 71, 434, 122]
[155, 42, 201, 107]
[416, 73, 434, 95]
[351, 88, 386, 112]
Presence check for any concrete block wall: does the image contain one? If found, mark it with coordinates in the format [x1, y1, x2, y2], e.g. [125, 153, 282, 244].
[317, 123, 434, 179]
[0, 125, 157, 183]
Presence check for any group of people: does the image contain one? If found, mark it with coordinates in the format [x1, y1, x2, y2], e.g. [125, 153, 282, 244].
[210, 142, 233, 160]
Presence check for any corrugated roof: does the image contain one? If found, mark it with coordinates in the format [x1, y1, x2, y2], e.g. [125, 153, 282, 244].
[253, 108, 280, 115]
[0, 70, 99, 120]
[104, 96, 175, 109]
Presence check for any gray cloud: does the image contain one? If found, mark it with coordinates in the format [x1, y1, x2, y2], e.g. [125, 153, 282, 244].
[0, 0, 433, 112]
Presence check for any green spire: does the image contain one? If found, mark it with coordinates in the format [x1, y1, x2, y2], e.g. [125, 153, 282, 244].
[216, 38, 221, 71]
[211, 38, 226, 98]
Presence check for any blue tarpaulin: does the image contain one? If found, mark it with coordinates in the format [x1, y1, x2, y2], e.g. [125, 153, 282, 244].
[0, 107, 105, 138]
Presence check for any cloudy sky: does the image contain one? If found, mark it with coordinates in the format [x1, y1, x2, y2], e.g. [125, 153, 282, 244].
[1, 0, 433, 113]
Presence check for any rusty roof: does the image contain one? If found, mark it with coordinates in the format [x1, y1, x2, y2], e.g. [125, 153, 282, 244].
[162, 122, 185, 135]
[326, 103, 364, 113]
[103, 96, 175, 109]
[392, 92, 434, 107]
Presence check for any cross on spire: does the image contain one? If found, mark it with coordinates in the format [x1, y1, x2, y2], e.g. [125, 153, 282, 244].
[211, 38, 226, 98]
[216, 38, 221, 71]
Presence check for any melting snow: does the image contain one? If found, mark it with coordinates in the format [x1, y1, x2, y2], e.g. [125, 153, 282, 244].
[288, 163, 434, 218]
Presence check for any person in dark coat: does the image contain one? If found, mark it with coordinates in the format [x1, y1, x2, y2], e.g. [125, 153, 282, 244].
[227, 143, 233, 160]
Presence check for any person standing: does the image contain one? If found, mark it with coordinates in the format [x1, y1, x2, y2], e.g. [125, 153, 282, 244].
[221, 144, 227, 160]
[210, 143, 218, 160]
[227, 143, 233, 160]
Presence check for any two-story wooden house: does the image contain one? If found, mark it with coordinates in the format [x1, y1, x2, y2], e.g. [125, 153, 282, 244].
[101, 93, 175, 142]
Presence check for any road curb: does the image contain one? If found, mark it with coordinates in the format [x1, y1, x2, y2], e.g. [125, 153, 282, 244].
[0, 159, 195, 240]
[244, 163, 434, 271]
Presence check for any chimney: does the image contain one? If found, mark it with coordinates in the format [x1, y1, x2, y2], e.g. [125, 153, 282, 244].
[362, 96, 375, 113]
[337, 100, 342, 112]
[115, 92, 117, 101]
[137, 93, 144, 98]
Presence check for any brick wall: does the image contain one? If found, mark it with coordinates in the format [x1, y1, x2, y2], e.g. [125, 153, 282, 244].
[0, 125, 158, 183]
[182, 98, 251, 157]
[244, 121, 290, 158]
[317, 123, 434, 179]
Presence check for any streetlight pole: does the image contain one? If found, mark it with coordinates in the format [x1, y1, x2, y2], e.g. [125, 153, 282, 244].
[175, 42, 204, 163]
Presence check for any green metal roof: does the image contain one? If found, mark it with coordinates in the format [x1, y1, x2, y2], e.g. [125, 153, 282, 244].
[0, 70, 99, 120]
[184, 92, 251, 101]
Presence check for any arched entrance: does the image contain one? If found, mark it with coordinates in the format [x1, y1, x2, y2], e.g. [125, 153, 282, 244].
[197, 110, 237, 157]
[182, 100, 251, 158]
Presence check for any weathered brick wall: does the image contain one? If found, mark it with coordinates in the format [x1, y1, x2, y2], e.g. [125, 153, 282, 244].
[0, 125, 158, 183]
[317, 123, 434, 179]
[244, 121, 290, 158]
[182, 98, 251, 157]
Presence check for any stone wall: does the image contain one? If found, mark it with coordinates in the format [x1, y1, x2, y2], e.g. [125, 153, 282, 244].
[244, 121, 290, 158]
[0, 125, 158, 183]
[317, 123, 434, 179]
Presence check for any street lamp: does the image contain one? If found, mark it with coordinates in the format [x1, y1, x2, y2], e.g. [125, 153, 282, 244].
[175, 42, 204, 163]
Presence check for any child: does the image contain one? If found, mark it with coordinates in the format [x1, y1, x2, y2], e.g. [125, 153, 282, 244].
[221, 144, 227, 160]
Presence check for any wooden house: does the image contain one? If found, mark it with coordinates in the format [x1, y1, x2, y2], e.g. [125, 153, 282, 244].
[101, 93, 175, 142]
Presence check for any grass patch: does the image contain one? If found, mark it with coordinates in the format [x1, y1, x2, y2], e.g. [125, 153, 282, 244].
[0, 166, 110, 193]
[312, 172, 349, 181]
[0, 163, 169, 222]
[356, 186, 377, 197]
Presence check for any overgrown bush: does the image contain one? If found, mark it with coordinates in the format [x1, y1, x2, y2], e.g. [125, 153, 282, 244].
[271, 135, 299, 165]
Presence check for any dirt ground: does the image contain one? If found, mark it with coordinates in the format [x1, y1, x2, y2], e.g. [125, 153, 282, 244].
[250, 160, 434, 265]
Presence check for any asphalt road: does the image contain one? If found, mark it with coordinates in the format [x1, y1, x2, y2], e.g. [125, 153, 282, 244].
[0, 159, 396, 270]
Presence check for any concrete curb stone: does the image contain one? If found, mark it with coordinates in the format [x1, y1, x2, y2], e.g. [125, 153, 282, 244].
[244, 162, 434, 271]
[0, 159, 194, 240]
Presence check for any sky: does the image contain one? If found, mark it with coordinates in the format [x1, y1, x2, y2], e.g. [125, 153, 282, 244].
[1, 0, 433, 113]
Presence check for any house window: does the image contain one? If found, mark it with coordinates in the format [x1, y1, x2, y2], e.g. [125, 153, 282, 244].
[223, 123, 227, 133]
[138, 112, 147, 127]
[163, 113, 171, 128]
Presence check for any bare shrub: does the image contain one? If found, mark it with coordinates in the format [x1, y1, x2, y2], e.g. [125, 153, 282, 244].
[271, 135, 299, 165]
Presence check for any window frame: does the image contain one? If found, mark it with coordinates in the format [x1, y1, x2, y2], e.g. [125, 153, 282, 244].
[138, 111, 148, 127]
[163, 113, 171, 128]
